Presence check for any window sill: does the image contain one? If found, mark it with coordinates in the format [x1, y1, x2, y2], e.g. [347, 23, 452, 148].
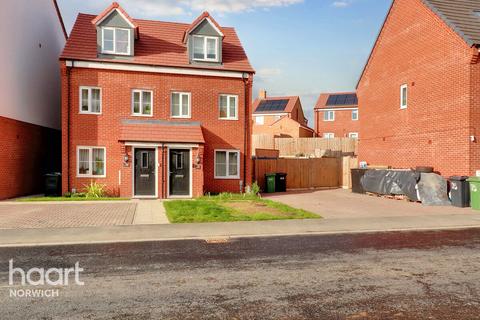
[171, 116, 192, 119]
[219, 118, 238, 121]
[132, 113, 153, 117]
[76, 175, 106, 179]
[214, 176, 240, 180]
[193, 58, 219, 63]
[79, 112, 102, 115]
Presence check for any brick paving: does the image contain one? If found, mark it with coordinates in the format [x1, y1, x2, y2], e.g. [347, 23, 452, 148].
[0, 202, 137, 229]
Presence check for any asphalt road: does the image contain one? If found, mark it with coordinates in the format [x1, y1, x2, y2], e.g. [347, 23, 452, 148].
[1, 229, 480, 319]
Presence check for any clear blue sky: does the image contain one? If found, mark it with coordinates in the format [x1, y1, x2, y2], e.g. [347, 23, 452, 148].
[57, 0, 392, 125]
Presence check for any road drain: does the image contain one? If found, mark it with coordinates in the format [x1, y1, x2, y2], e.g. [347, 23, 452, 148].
[204, 238, 231, 244]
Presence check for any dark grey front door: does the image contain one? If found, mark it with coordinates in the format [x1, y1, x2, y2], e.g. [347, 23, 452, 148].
[169, 149, 190, 196]
[134, 148, 156, 197]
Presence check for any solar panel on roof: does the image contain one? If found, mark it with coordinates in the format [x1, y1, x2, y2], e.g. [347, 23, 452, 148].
[326, 94, 357, 106]
[256, 99, 289, 112]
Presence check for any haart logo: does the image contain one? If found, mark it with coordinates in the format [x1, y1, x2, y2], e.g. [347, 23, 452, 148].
[8, 259, 84, 298]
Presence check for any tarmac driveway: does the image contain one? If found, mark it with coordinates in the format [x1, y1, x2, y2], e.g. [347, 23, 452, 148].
[0, 202, 137, 229]
[264, 188, 476, 219]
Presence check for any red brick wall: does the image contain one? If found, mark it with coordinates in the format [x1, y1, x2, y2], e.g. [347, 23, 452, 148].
[357, 0, 478, 176]
[0, 116, 60, 200]
[314, 109, 359, 138]
[61, 62, 252, 197]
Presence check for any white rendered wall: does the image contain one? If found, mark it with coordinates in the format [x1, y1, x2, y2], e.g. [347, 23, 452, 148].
[0, 0, 66, 130]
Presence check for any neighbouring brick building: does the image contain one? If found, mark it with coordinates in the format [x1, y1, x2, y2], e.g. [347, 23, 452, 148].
[357, 0, 480, 177]
[314, 92, 359, 139]
[0, 0, 67, 200]
[252, 91, 314, 138]
[60, 2, 254, 198]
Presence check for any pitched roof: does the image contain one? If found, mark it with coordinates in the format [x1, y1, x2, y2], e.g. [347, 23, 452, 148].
[270, 116, 315, 132]
[422, 0, 480, 46]
[182, 11, 224, 43]
[119, 120, 205, 144]
[253, 96, 299, 114]
[315, 92, 358, 109]
[60, 13, 254, 73]
[356, 0, 480, 88]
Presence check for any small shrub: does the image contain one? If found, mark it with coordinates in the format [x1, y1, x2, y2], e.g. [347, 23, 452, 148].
[63, 192, 72, 198]
[249, 182, 260, 196]
[83, 181, 106, 198]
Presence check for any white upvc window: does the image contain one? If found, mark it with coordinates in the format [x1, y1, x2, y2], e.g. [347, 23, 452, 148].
[349, 132, 359, 139]
[215, 150, 240, 179]
[352, 109, 359, 121]
[102, 27, 130, 55]
[219, 94, 238, 120]
[324, 133, 335, 139]
[79, 87, 102, 114]
[400, 84, 408, 109]
[171, 92, 191, 118]
[193, 35, 219, 61]
[77, 146, 106, 178]
[255, 116, 264, 125]
[132, 90, 153, 116]
[324, 110, 335, 121]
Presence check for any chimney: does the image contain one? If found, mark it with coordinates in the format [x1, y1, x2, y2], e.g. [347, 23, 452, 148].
[259, 89, 267, 100]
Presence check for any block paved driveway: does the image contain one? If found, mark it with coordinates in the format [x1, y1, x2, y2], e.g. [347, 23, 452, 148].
[0, 202, 137, 229]
[263, 188, 476, 219]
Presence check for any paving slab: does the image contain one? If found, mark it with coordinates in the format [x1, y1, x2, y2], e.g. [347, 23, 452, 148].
[133, 200, 170, 225]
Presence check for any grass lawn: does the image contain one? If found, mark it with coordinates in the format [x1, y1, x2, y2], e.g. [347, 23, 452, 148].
[164, 194, 320, 223]
[16, 197, 129, 202]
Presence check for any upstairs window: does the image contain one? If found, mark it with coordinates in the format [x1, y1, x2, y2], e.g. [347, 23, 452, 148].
[324, 133, 334, 139]
[102, 27, 130, 55]
[219, 94, 238, 120]
[352, 109, 358, 121]
[349, 132, 359, 139]
[80, 87, 101, 114]
[193, 35, 218, 61]
[400, 84, 408, 109]
[171, 92, 191, 118]
[255, 116, 264, 125]
[132, 90, 153, 116]
[323, 110, 335, 121]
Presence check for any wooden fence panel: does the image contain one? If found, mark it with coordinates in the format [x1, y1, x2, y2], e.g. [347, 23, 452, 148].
[253, 157, 340, 190]
[252, 136, 358, 156]
[341, 156, 359, 189]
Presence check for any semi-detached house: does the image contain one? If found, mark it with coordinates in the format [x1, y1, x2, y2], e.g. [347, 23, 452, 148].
[60, 2, 254, 198]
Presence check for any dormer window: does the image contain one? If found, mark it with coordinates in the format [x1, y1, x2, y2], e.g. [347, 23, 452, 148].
[102, 27, 130, 55]
[193, 35, 218, 61]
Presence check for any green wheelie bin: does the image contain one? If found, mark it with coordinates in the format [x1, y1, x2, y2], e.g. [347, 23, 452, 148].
[467, 177, 480, 210]
[265, 173, 276, 193]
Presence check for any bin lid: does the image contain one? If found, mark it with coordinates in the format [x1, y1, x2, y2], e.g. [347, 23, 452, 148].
[450, 176, 469, 181]
[265, 173, 276, 177]
[276, 173, 287, 176]
[467, 177, 480, 182]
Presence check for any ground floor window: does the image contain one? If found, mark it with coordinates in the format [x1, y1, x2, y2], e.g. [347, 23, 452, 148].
[77, 146, 106, 177]
[215, 150, 240, 179]
[324, 133, 334, 139]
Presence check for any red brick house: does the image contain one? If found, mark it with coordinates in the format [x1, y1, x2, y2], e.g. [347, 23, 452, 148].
[314, 92, 359, 139]
[59, 2, 254, 198]
[0, 0, 66, 200]
[252, 91, 314, 138]
[357, 0, 480, 176]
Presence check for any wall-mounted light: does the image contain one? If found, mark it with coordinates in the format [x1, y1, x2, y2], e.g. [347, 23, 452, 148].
[123, 154, 129, 166]
[195, 154, 201, 165]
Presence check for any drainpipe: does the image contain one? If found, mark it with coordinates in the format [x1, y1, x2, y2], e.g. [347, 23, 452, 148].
[161, 143, 165, 198]
[66, 62, 72, 193]
[242, 73, 250, 192]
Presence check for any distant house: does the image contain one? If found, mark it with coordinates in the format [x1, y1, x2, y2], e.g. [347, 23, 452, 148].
[0, 0, 67, 199]
[357, 0, 480, 176]
[314, 92, 358, 139]
[252, 90, 315, 138]
[59, 2, 254, 198]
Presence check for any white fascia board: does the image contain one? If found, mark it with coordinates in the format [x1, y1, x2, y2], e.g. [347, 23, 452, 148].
[66, 60, 247, 79]
[315, 107, 358, 112]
